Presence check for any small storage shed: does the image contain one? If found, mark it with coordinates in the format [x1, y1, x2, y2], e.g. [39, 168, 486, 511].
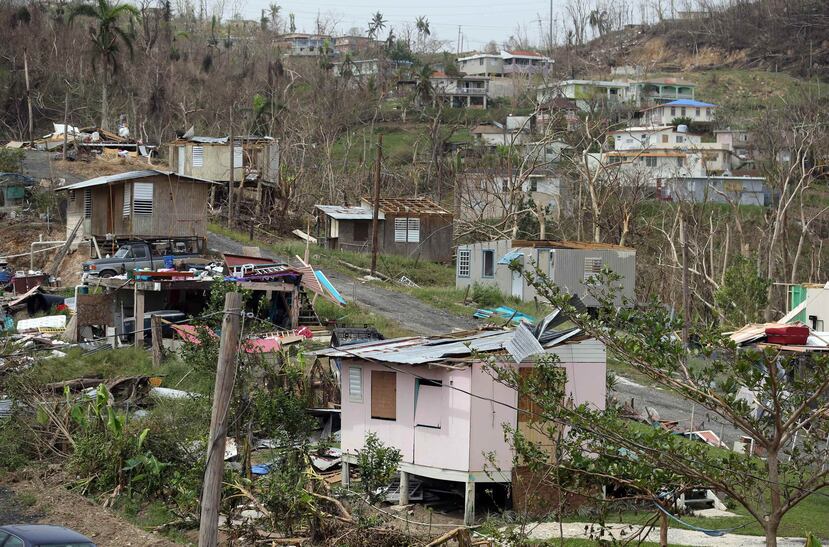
[315, 197, 454, 262]
[319, 324, 606, 525]
[57, 170, 219, 241]
[456, 239, 636, 307]
[168, 135, 279, 184]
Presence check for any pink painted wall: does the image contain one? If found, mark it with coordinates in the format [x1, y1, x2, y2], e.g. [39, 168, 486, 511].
[469, 361, 519, 473]
[340, 338, 606, 476]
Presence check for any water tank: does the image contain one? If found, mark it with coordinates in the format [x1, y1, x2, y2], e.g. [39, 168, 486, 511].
[677, 124, 688, 133]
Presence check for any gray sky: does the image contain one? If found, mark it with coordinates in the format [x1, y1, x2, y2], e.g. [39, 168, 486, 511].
[239, 0, 568, 52]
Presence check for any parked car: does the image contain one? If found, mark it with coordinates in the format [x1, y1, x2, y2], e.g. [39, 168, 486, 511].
[82, 237, 206, 278]
[0, 524, 95, 546]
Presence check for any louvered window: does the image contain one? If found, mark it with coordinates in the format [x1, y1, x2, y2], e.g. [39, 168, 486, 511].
[233, 145, 242, 168]
[83, 189, 92, 218]
[394, 217, 420, 243]
[192, 146, 204, 168]
[348, 366, 363, 403]
[122, 183, 131, 216]
[584, 257, 602, 282]
[133, 182, 153, 215]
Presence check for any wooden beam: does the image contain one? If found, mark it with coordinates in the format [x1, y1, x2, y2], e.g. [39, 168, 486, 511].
[133, 287, 145, 347]
[151, 314, 163, 367]
[198, 292, 242, 547]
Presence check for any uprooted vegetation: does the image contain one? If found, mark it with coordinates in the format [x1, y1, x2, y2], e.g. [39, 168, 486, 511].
[0, 284, 427, 545]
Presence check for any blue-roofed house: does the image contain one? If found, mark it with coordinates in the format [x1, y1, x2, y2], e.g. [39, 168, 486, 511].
[642, 99, 717, 125]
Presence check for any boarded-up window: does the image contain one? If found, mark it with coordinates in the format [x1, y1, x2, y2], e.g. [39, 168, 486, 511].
[370, 370, 396, 420]
[192, 146, 204, 167]
[83, 189, 92, 218]
[414, 379, 442, 428]
[482, 249, 495, 277]
[348, 366, 363, 402]
[583, 257, 602, 282]
[122, 182, 131, 217]
[517, 368, 541, 423]
[457, 249, 470, 277]
[133, 182, 153, 215]
[394, 217, 420, 242]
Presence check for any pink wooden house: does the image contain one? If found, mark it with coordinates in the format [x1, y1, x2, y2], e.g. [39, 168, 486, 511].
[319, 325, 606, 524]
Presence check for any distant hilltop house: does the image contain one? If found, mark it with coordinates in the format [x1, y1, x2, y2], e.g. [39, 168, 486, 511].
[429, 72, 490, 109]
[456, 50, 553, 77]
[456, 239, 635, 307]
[274, 33, 332, 56]
[457, 168, 570, 224]
[536, 77, 697, 111]
[657, 175, 770, 206]
[168, 134, 279, 184]
[56, 170, 219, 241]
[641, 99, 717, 125]
[314, 197, 453, 262]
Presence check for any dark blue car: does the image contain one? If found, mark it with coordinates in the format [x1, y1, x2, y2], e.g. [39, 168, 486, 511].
[0, 525, 95, 547]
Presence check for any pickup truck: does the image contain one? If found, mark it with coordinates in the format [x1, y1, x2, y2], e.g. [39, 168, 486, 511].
[82, 238, 206, 278]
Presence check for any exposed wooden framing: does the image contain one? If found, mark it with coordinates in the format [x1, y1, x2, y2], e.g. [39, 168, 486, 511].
[463, 481, 475, 526]
[151, 314, 163, 367]
[134, 287, 145, 347]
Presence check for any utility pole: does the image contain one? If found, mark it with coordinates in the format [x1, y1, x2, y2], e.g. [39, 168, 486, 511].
[62, 90, 69, 160]
[227, 108, 234, 228]
[369, 134, 383, 277]
[680, 213, 690, 347]
[549, 0, 554, 54]
[24, 50, 33, 145]
[198, 292, 242, 547]
[457, 26, 462, 56]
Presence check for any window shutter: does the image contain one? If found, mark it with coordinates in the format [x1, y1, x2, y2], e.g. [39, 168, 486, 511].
[83, 189, 92, 219]
[192, 146, 204, 168]
[583, 257, 602, 282]
[407, 218, 420, 242]
[348, 366, 363, 402]
[371, 370, 396, 420]
[122, 183, 131, 216]
[394, 218, 408, 242]
[133, 182, 154, 215]
[233, 145, 243, 168]
[457, 249, 471, 277]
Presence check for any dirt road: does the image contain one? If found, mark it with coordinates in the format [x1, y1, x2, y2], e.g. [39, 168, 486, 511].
[0, 476, 177, 546]
[207, 231, 477, 335]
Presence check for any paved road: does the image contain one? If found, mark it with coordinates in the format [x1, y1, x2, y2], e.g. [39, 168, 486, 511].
[208, 231, 743, 443]
[207, 231, 478, 336]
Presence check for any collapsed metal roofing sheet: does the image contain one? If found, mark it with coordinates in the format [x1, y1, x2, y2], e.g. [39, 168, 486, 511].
[315, 205, 383, 220]
[315, 327, 582, 365]
[57, 170, 219, 191]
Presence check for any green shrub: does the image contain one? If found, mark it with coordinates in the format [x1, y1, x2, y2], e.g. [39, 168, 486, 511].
[0, 149, 24, 172]
[471, 283, 503, 307]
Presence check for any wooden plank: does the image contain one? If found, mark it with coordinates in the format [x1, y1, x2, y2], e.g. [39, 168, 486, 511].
[76, 293, 114, 326]
[151, 314, 163, 367]
[370, 370, 396, 420]
[134, 288, 145, 347]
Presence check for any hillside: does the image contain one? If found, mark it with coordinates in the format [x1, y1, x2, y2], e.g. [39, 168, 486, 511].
[556, 0, 829, 81]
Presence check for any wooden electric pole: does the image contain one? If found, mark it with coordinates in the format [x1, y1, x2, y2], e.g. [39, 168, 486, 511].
[198, 292, 242, 547]
[24, 50, 33, 145]
[62, 90, 69, 160]
[369, 134, 383, 276]
[680, 213, 690, 346]
[227, 108, 235, 228]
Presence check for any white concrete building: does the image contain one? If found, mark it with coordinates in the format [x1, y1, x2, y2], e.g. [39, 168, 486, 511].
[457, 50, 553, 77]
[642, 99, 717, 125]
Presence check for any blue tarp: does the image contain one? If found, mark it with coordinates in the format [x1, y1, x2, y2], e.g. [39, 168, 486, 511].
[473, 306, 534, 325]
[663, 99, 717, 108]
[497, 251, 524, 265]
[315, 270, 346, 305]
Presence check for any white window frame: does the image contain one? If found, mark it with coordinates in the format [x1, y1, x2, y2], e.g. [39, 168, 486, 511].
[192, 146, 204, 168]
[133, 182, 154, 215]
[348, 366, 363, 403]
[457, 249, 471, 278]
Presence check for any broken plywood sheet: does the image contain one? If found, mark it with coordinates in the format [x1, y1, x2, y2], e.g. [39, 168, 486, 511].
[77, 293, 114, 326]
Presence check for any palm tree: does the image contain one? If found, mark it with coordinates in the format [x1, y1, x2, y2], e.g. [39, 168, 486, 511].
[68, 0, 138, 130]
[415, 15, 430, 50]
[367, 11, 385, 39]
[415, 64, 434, 107]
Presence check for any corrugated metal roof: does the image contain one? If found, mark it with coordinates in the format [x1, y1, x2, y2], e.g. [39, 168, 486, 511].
[315, 205, 384, 220]
[57, 170, 220, 191]
[314, 327, 583, 365]
[189, 136, 228, 144]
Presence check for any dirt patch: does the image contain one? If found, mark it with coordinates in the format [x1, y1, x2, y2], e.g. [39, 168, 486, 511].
[51, 154, 161, 180]
[0, 474, 177, 546]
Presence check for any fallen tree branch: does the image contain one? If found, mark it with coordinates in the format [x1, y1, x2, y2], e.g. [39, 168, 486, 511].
[336, 260, 392, 282]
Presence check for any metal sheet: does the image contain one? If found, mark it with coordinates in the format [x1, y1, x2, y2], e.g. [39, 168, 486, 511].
[57, 170, 219, 192]
[315, 205, 384, 220]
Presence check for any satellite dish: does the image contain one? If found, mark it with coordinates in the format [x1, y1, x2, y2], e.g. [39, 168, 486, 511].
[182, 125, 195, 139]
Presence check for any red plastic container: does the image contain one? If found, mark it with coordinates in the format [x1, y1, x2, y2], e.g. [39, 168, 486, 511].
[765, 325, 809, 345]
